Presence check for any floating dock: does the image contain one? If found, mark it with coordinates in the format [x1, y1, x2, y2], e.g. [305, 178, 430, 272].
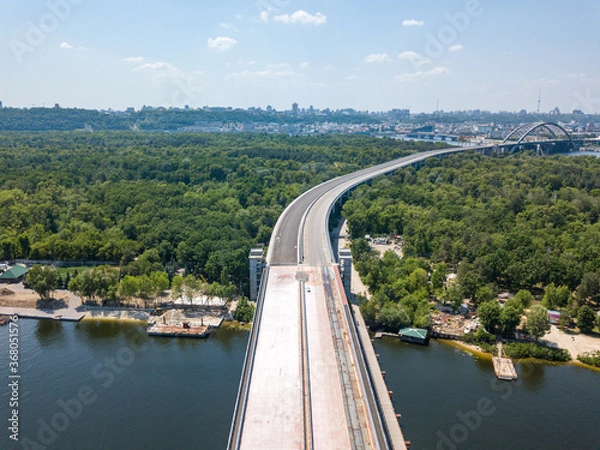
[493, 342, 518, 380]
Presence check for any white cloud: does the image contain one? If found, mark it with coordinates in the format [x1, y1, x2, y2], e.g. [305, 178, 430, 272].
[398, 51, 422, 61]
[402, 19, 424, 27]
[273, 10, 327, 25]
[365, 53, 391, 63]
[300, 62, 309, 68]
[134, 61, 178, 72]
[346, 75, 358, 81]
[324, 65, 334, 72]
[396, 66, 449, 82]
[259, 11, 270, 23]
[448, 44, 463, 52]
[59, 42, 88, 51]
[125, 56, 145, 63]
[207, 36, 238, 52]
[398, 51, 431, 67]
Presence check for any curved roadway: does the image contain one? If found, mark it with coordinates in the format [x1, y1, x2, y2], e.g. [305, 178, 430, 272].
[230, 146, 472, 450]
[271, 146, 469, 266]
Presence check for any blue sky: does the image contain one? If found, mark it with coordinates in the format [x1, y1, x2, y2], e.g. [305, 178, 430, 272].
[1, 0, 599, 113]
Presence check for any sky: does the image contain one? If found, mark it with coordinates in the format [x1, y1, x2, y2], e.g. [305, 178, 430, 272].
[1, 0, 599, 113]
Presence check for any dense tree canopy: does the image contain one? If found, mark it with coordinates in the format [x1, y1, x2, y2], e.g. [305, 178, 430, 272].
[344, 153, 600, 298]
[0, 131, 442, 295]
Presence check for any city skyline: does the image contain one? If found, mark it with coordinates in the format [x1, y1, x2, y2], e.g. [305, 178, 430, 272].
[1, 0, 599, 113]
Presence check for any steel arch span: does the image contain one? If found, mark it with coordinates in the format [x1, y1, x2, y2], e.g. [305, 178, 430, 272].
[502, 122, 574, 149]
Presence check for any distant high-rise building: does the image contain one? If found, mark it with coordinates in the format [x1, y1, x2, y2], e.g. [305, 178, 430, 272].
[292, 102, 299, 115]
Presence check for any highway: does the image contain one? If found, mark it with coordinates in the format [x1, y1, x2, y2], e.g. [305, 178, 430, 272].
[228, 145, 478, 450]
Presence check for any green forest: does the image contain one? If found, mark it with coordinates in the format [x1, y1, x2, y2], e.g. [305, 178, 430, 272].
[0, 131, 443, 295]
[343, 152, 600, 333]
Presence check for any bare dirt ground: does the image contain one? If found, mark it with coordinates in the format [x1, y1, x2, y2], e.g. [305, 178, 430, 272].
[0, 284, 72, 309]
[542, 325, 600, 358]
[371, 242, 403, 258]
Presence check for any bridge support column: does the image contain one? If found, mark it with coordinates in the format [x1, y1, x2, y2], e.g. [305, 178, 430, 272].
[339, 248, 352, 299]
[249, 248, 265, 301]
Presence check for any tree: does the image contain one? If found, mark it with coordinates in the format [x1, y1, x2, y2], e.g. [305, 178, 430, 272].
[576, 271, 600, 305]
[68, 265, 119, 304]
[542, 284, 571, 309]
[577, 305, 596, 334]
[431, 263, 447, 291]
[183, 275, 199, 308]
[478, 301, 501, 333]
[171, 275, 184, 300]
[504, 297, 524, 314]
[458, 265, 483, 302]
[498, 306, 521, 338]
[234, 297, 255, 323]
[359, 299, 378, 326]
[475, 286, 496, 306]
[526, 305, 551, 340]
[379, 303, 411, 331]
[150, 271, 170, 303]
[137, 274, 153, 307]
[515, 289, 534, 309]
[119, 275, 139, 304]
[441, 285, 463, 311]
[26, 264, 60, 300]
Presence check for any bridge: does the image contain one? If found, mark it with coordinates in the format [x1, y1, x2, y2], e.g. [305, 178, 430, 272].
[228, 129, 580, 450]
[501, 121, 577, 155]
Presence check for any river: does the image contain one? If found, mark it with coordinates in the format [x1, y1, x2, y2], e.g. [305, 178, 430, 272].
[1, 319, 598, 449]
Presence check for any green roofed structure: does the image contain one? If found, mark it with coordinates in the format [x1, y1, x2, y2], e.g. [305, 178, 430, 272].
[398, 327, 429, 345]
[0, 265, 29, 283]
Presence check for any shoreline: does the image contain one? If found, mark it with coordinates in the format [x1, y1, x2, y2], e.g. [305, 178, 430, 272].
[436, 337, 600, 372]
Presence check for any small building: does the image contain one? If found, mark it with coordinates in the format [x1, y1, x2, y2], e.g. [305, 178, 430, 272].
[0, 266, 29, 284]
[398, 327, 429, 345]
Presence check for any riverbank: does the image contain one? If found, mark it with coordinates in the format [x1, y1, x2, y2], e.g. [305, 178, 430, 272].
[435, 336, 600, 372]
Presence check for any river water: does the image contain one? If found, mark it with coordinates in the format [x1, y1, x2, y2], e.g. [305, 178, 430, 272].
[1, 319, 598, 450]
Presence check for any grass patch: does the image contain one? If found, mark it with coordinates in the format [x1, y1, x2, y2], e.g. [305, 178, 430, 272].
[577, 350, 600, 368]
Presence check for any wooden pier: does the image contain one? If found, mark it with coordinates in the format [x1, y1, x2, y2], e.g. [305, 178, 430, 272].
[492, 342, 518, 381]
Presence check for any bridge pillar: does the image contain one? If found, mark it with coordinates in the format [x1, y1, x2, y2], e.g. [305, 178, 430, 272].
[339, 248, 352, 299]
[249, 248, 265, 301]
